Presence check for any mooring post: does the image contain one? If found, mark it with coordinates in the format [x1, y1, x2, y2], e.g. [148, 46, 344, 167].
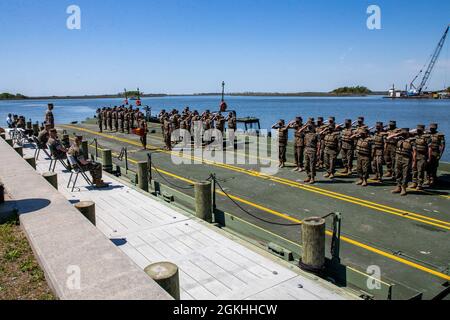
[147, 153, 152, 183]
[5, 139, 13, 147]
[81, 140, 89, 159]
[13, 145, 23, 157]
[32, 123, 40, 136]
[194, 181, 212, 223]
[144, 262, 180, 300]
[24, 156, 36, 169]
[137, 161, 149, 192]
[124, 147, 129, 173]
[74, 201, 96, 225]
[101, 149, 113, 173]
[42, 172, 58, 190]
[300, 217, 326, 274]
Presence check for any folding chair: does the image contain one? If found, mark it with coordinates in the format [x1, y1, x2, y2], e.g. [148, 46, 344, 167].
[67, 156, 94, 192]
[47, 144, 70, 172]
[32, 136, 51, 160]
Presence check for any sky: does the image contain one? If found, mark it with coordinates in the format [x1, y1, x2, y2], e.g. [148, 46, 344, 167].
[0, 0, 449, 96]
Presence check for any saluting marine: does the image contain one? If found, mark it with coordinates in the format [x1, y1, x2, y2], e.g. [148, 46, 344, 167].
[392, 128, 414, 196]
[384, 120, 398, 178]
[288, 117, 305, 172]
[427, 123, 446, 187]
[355, 127, 372, 187]
[323, 123, 341, 179]
[96, 108, 103, 133]
[303, 124, 319, 184]
[411, 125, 430, 190]
[340, 119, 355, 175]
[316, 117, 327, 169]
[272, 120, 289, 168]
[371, 122, 385, 182]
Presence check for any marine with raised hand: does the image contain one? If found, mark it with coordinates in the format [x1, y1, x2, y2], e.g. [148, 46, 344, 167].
[303, 124, 319, 184]
[384, 120, 398, 178]
[427, 123, 445, 187]
[371, 122, 385, 183]
[323, 123, 341, 179]
[340, 119, 355, 175]
[391, 128, 414, 196]
[354, 127, 372, 187]
[315, 117, 326, 169]
[272, 119, 289, 168]
[288, 117, 304, 172]
[411, 125, 430, 190]
[96, 108, 103, 133]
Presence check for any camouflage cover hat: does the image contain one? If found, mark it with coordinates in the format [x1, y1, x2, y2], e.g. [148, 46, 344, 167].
[401, 128, 409, 134]
[376, 122, 383, 127]
[345, 119, 352, 124]
[358, 116, 364, 121]
[389, 120, 396, 126]
[417, 124, 425, 130]
[430, 123, 438, 129]
[317, 117, 324, 122]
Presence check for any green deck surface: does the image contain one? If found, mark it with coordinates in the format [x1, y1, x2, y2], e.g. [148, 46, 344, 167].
[59, 119, 450, 299]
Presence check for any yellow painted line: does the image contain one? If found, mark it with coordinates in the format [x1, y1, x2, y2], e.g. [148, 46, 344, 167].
[61, 125, 450, 230]
[86, 144, 450, 282]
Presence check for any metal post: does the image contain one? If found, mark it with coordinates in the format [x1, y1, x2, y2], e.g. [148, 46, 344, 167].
[194, 181, 212, 223]
[13, 145, 23, 157]
[94, 138, 98, 159]
[137, 161, 149, 192]
[300, 217, 326, 274]
[212, 174, 217, 211]
[331, 213, 342, 264]
[74, 201, 96, 225]
[32, 123, 39, 136]
[101, 149, 113, 173]
[42, 172, 58, 190]
[124, 147, 129, 173]
[147, 153, 152, 183]
[144, 262, 180, 300]
[24, 156, 36, 169]
[81, 140, 89, 159]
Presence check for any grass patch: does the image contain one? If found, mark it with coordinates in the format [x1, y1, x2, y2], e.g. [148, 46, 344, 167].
[0, 215, 55, 300]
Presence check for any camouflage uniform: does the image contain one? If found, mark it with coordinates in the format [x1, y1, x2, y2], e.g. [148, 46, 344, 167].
[355, 133, 372, 185]
[384, 121, 398, 177]
[323, 126, 340, 177]
[45, 105, 55, 129]
[97, 109, 103, 133]
[340, 120, 354, 174]
[427, 124, 445, 186]
[412, 125, 430, 189]
[371, 123, 385, 181]
[304, 128, 319, 183]
[393, 129, 414, 195]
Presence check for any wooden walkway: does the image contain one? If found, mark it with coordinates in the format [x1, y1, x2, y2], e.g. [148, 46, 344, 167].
[23, 146, 352, 300]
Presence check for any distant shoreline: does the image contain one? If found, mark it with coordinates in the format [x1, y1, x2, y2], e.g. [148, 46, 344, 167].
[0, 91, 388, 101]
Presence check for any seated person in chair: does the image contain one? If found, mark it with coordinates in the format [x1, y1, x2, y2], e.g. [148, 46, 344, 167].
[37, 124, 52, 147]
[67, 136, 108, 188]
[48, 129, 68, 160]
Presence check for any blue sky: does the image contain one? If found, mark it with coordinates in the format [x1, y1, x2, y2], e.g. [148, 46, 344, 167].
[0, 0, 449, 96]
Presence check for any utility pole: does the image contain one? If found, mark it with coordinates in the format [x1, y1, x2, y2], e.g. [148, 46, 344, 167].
[221, 81, 225, 102]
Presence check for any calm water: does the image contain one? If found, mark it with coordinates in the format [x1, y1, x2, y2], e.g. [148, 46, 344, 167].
[1, 96, 449, 160]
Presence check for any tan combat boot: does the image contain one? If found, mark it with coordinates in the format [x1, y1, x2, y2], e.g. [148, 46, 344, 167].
[400, 186, 407, 196]
[409, 182, 418, 189]
[309, 178, 316, 184]
[362, 179, 368, 187]
[391, 186, 402, 194]
[94, 179, 108, 188]
[384, 171, 393, 178]
[324, 173, 330, 178]
[329, 173, 335, 179]
[304, 177, 311, 183]
[416, 185, 423, 191]
[356, 179, 363, 185]
[341, 168, 349, 174]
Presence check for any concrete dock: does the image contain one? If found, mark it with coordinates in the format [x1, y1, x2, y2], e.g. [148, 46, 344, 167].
[57, 120, 450, 299]
[20, 142, 354, 300]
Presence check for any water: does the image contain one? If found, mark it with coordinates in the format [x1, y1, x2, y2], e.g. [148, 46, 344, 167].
[1, 95, 449, 160]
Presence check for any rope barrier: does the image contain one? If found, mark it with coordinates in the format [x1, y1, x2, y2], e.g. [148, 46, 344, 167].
[150, 157, 195, 190]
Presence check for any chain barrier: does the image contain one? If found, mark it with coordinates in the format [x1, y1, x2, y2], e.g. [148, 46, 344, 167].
[148, 154, 195, 190]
